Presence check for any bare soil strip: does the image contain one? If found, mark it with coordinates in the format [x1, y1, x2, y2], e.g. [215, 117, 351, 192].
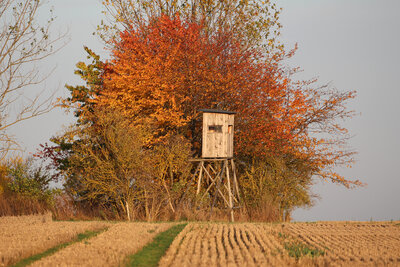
[0, 214, 109, 267]
[159, 223, 297, 267]
[30, 222, 174, 267]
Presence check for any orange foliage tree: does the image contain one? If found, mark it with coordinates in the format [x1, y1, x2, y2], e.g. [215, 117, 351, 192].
[92, 15, 360, 187]
[50, 13, 360, 220]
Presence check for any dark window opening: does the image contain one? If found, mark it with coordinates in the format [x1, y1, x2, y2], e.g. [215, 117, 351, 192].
[208, 125, 222, 133]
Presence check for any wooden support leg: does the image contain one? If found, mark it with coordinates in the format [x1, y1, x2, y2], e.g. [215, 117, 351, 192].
[196, 161, 204, 195]
[205, 164, 211, 184]
[188, 158, 239, 222]
[231, 159, 240, 202]
[226, 159, 234, 222]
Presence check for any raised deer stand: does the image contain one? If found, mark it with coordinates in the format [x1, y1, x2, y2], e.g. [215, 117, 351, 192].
[189, 158, 240, 222]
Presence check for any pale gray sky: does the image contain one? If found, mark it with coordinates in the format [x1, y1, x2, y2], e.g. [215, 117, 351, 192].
[9, 0, 400, 221]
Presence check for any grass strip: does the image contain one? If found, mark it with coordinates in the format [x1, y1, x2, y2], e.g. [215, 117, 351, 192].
[126, 223, 187, 267]
[11, 228, 108, 267]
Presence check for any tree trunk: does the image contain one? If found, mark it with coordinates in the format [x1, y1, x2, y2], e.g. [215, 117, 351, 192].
[126, 200, 130, 221]
[144, 189, 149, 221]
[162, 178, 175, 213]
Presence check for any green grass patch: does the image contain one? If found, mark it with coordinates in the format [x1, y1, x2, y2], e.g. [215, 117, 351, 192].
[125, 223, 187, 267]
[284, 241, 325, 259]
[11, 228, 108, 267]
[278, 232, 288, 239]
[277, 231, 325, 260]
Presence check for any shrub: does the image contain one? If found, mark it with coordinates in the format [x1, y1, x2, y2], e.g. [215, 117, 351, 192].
[0, 157, 61, 216]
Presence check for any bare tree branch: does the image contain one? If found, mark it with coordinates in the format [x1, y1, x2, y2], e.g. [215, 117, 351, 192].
[0, 0, 67, 158]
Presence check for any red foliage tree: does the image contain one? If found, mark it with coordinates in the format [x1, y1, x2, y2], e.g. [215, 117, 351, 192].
[91, 15, 360, 187]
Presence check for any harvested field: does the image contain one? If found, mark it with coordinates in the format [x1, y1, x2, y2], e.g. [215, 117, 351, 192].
[283, 222, 400, 266]
[2, 216, 400, 267]
[0, 213, 109, 267]
[159, 223, 296, 267]
[30, 222, 174, 267]
[160, 222, 400, 267]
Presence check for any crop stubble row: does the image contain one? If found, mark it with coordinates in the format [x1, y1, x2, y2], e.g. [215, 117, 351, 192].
[283, 222, 400, 266]
[30, 222, 175, 267]
[0, 214, 109, 267]
[159, 223, 296, 267]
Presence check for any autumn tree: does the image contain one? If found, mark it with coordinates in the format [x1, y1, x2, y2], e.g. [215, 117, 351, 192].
[98, 15, 359, 185]
[41, 0, 362, 221]
[63, 108, 153, 221]
[0, 0, 65, 159]
[99, 0, 283, 52]
[51, 13, 361, 222]
[48, 107, 192, 221]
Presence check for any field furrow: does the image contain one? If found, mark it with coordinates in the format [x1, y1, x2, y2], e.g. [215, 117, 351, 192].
[159, 223, 296, 267]
[283, 222, 400, 266]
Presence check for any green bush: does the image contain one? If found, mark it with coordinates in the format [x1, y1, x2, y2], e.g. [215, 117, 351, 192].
[4, 157, 61, 208]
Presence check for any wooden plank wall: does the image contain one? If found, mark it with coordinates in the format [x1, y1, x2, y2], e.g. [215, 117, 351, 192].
[202, 113, 234, 158]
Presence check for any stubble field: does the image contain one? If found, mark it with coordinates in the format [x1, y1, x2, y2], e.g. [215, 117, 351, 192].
[283, 222, 400, 266]
[0, 213, 108, 266]
[1, 214, 400, 266]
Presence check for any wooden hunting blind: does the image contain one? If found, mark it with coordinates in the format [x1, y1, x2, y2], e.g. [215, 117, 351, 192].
[200, 109, 236, 158]
[184, 109, 239, 222]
